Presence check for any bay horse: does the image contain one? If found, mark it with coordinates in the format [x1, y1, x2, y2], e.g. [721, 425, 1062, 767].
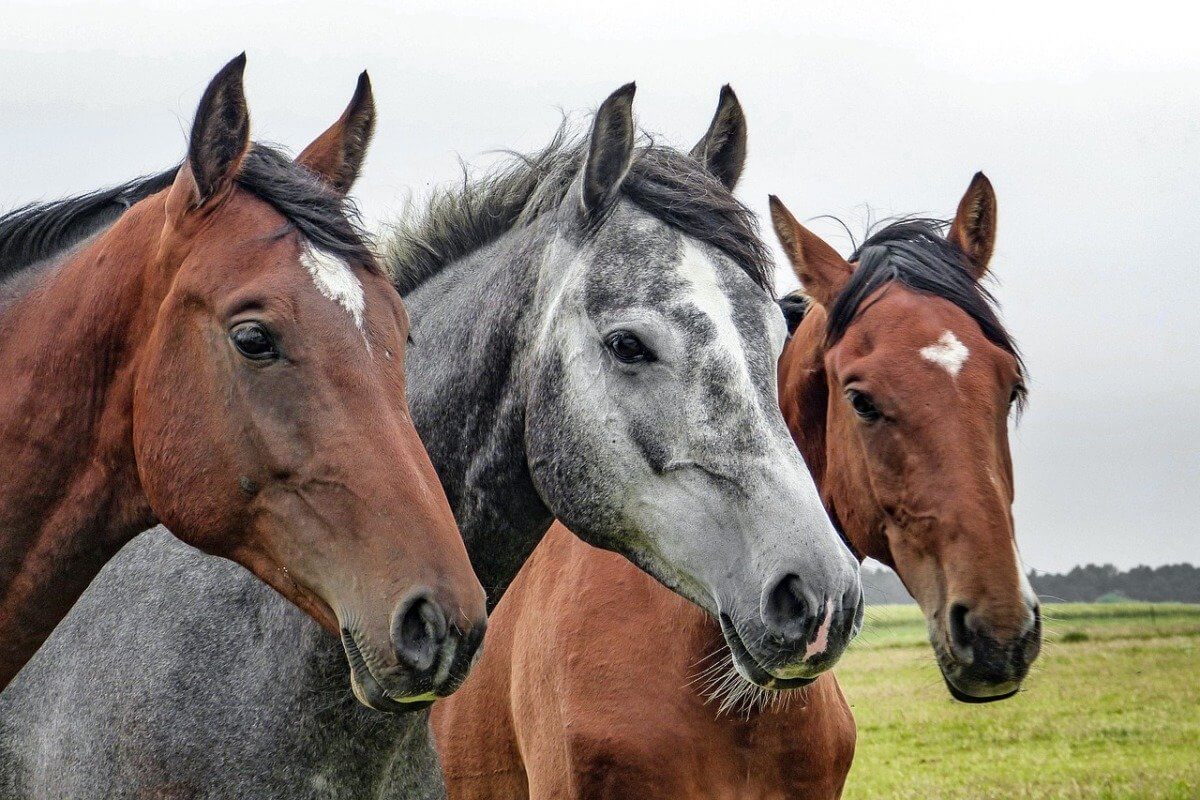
[0, 57, 485, 703]
[0, 86, 859, 798]
[431, 174, 1042, 799]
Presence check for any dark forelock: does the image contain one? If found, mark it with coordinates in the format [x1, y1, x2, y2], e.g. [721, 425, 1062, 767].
[828, 218, 1026, 397]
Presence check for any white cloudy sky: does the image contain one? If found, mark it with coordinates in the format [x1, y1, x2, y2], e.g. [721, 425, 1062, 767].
[2, 1, 1196, 572]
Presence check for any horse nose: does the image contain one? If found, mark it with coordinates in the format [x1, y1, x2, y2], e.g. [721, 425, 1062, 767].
[763, 574, 812, 643]
[948, 600, 1041, 681]
[763, 574, 860, 653]
[391, 591, 449, 674]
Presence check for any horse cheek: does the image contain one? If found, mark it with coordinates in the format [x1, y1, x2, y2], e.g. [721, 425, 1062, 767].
[131, 320, 244, 553]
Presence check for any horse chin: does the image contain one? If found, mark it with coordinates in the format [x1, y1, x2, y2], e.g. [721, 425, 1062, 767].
[933, 645, 1022, 704]
[718, 613, 818, 691]
[340, 630, 437, 713]
[942, 674, 1020, 704]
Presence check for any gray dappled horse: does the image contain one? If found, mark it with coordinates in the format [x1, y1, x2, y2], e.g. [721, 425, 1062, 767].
[0, 85, 861, 798]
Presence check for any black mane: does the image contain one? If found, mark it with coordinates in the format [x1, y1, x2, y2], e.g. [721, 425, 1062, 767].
[828, 218, 1026, 398]
[0, 143, 377, 283]
[385, 126, 773, 296]
[0, 168, 178, 279]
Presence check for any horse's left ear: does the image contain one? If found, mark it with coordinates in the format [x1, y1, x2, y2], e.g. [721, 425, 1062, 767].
[185, 54, 251, 206]
[948, 172, 998, 280]
[778, 291, 811, 336]
[689, 84, 747, 191]
[297, 71, 377, 195]
[582, 83, 637, 217]
[769, 194, 853, 308]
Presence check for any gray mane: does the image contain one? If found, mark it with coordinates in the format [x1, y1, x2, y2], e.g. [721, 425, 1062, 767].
[386, 124, 774, 296]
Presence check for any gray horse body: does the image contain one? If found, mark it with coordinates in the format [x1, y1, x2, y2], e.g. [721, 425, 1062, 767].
[0, 87, 859, 798]
[0, 531, 435, 799]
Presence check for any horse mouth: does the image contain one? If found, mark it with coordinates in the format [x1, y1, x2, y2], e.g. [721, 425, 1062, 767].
[942, 673, 1020, 704]
[340, 629, 437, 713]
[932, 643, 1023, 704]
[718, 613, 816, 691]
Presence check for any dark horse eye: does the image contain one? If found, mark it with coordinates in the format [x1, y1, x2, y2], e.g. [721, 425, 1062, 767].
[230, 322, 278, 361]
[846, 389, 883, 422]
[605, 330, 654, 364]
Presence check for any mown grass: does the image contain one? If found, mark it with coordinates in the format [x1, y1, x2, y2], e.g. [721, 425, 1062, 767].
[839, 603, 1200, 800]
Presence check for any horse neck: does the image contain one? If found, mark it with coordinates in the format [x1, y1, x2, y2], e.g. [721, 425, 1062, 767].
[402, 229, 555, 610]
[0, 197, 167, 684]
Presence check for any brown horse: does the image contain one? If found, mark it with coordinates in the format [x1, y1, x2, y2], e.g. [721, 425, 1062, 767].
[432, 174, 1041, 798]
[0, 56, 486, 704]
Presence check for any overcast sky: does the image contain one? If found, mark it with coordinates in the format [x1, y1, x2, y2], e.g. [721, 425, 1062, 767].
[2, 1, 1196, 572]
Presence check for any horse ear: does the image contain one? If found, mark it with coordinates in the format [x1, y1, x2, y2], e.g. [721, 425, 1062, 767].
[689, 85, 747, 191]
[778, 291, 811, 336]
[178, 54, 251, 207]
[947, 172, 997, 280]
[297, 71, 377, 195]
[581, 83, 637, 217]
[768, 195, 853, 308]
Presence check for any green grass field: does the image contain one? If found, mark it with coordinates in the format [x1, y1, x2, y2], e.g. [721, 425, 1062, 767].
[839, 603, 1200, 800]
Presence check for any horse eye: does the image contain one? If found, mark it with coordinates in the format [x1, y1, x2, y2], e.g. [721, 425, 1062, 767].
[605, 330, 655, 364]
[230, 322, 278, 361]
[846, 389, 883, 422]
[1009, 384, 1026, 406]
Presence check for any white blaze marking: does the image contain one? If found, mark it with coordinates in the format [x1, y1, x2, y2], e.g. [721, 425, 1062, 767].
[300, 245, 367, 335]
[675, 239, 757, 402]
[1014, 541, 1038, 609]
[805, 602, 834, 660]
[920, 330, 969, 377]
[675, 238, 830, 508]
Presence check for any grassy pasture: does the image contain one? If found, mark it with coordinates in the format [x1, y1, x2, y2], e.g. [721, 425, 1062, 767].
[839, 603, 1200, 800]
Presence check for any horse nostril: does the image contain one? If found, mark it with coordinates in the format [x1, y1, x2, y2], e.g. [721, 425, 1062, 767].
[460, 617, 488, 669]
[948, 602, 975, 660]
[764, 574, 810, 642]
[842, 586, 865, 639]
[1019, 603, 1043, 666]
[392, 594, 448, 673]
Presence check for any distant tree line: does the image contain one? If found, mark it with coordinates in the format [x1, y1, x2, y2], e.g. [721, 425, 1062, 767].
[862, 562, 1200, 605]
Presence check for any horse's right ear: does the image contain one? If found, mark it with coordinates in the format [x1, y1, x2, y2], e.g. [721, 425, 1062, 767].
[947, 171, 997, 280]
[170, 54, 251, 211]
[297, 71, 376, 195]
[768, 195, 853, 308]
[778, 292, 811, 336]
[690, 85, 747, 191]
[581, 83, 637, 217]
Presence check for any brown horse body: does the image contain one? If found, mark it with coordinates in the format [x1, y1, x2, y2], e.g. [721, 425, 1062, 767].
[434, 527, 855, 800]
[0, 58, 485, 699]
[434, 175, 1041, 798]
